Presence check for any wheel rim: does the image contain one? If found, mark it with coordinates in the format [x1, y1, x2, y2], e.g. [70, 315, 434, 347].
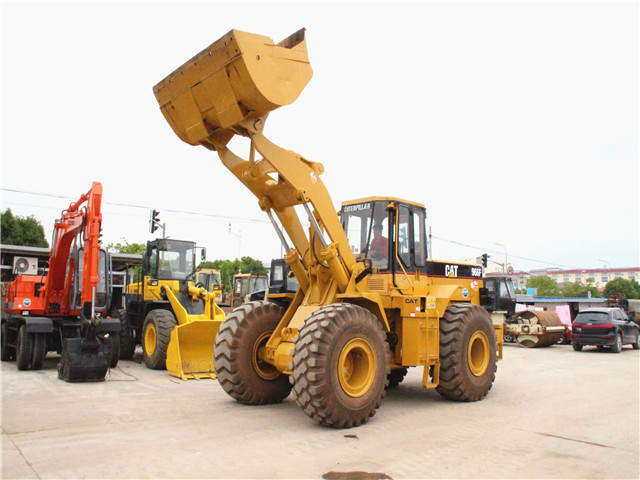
[338, 338, 375, 398]
[252, 332, 280, 380]
[144, 323, 157, 356]
[468, 331, 490, 377]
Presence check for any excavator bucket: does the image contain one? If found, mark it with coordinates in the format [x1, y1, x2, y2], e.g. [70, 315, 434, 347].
[164, 287, 226, 380]
[58, 336, 110, 382]
[153, 28, 312, 148]
[166, 319, 223, 380]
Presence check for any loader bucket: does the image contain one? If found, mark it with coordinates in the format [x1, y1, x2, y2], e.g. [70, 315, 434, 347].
[153, 28, 312, 147]
[165, 319, 223, 380]
[57, 337, 110, 382]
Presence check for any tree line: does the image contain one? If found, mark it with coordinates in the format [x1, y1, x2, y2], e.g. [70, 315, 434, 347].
[3, 208, 638, 298]
[517, 275, 640, 299]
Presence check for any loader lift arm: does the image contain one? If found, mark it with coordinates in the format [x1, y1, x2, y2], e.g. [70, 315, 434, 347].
[153, 29, 356, 294]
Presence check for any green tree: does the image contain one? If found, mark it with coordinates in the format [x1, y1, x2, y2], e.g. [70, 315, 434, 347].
[561, 282, 601, 298]
[1, 209, 49, 247]
[201, 256, 267, 292]
[107, 239, 146, 255]
[526, 275, 561, 297]
[603, 278, 640, 299]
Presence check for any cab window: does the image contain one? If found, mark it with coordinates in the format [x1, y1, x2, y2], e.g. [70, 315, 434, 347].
[397, 206, 411, 268]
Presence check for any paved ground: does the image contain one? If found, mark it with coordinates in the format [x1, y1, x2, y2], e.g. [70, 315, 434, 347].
[1, 343, 638, 479]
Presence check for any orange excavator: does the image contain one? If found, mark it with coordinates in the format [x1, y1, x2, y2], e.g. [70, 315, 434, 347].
[1, 182, 120, 382]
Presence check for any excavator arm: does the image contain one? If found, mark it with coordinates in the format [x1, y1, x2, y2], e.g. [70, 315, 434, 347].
[45, 182, 103, 316]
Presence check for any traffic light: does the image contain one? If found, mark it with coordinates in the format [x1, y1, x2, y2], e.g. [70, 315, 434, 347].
[150, 209, 160, 234]
[481, 253, 488, 267]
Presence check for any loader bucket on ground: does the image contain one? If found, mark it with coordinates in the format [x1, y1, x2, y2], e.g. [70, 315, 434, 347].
[166, 319, 223, 380]
[57, 337, 110, 382]
[153, 28, 312, 148]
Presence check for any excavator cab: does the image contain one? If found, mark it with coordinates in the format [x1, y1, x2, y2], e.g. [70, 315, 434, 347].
[71, 247, 110, 311]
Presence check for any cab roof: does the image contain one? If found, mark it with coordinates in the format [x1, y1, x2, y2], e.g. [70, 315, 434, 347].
[341, 196, 425, 209]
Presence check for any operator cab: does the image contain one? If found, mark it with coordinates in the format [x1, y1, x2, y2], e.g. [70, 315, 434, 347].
[481, 276, 516, 318]
[340, 197, 427, 271]
[269, 258, 299, 295]
[197, 271, 221, 292]
[71, 247, 110, 312]
[144, 239, 200, 281]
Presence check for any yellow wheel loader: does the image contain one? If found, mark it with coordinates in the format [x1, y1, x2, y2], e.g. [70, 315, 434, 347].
[153, 28, 503, 426]
[119, 238, 225, 380]
[220, 273, 269, 308]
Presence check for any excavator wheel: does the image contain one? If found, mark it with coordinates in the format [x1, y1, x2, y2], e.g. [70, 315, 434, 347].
[115, 309, 136, 360]
[1, 322, 15, 361]
[215, 301, 291, 404]
[16, 325, 33, 371]
[291, 303, 390, 428]
[436, 304, 497, 402]
[30, 333, 47, 370]
[142, 309, 177, 370]
[386, 368, 408, 389]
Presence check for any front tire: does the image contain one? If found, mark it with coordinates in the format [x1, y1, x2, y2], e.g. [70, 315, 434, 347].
[215, 301, 291, 405]
[291, 303, 390, 428]
[1, 322, 15, 361]
[115, 309, 136, 360]
[572, 343, 583, 351]
[16, 325, 33, 371]
[142, 310, 177, 369]
[107, 333, 120, 368]
[436, 304, 497, 402]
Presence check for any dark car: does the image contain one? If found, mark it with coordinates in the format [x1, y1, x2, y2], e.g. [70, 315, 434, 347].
[572, 308, 640, 353]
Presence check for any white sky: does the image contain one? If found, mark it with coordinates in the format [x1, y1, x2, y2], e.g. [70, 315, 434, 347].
[1, 1, 638, 272]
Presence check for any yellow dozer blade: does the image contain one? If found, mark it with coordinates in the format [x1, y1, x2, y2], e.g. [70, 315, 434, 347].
[164, 286, 226, 380]
[153, 28, 312, 148]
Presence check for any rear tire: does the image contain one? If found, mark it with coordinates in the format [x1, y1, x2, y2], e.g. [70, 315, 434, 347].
[1, 322, 15, 361]
[572, 343, 583, 351]
[386, 368, 408, 389]
[115, 309, 136, 360]
[632, 332, 639, 350]
[142, 310, 177, 369]
[291, 303, 390, 428]
[215, 301, 291, 405]
[610, 333, 622, 353]
[30, 333, 47, 370]
[436, 304, 497, 402]
[16, 325, 33, 371]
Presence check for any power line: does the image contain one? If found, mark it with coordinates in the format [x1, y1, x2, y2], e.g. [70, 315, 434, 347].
[431, 234, 579, 269]
[1, 187, 583, 269]
[1, 187, 270, 224]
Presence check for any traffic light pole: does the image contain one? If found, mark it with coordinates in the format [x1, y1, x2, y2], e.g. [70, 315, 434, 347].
[150, 209, 166, 238]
